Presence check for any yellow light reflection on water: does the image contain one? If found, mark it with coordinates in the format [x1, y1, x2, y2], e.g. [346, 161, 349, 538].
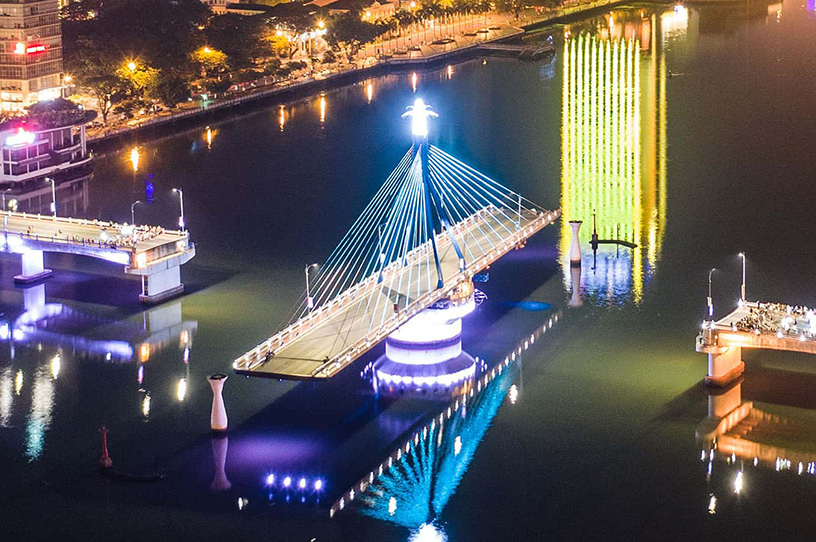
[278, 105, 286, 131]
[204, 126, 217, 150]
[14, 369, 23, 395]
[50, 354, 61, 380]
[141, 392, 151, 418]
[0, 368, 12, 427]
[559, 13, 668, 304]
[366, 81, 373, 103]
[130, 147, 140, 172]
[176, 378, 187, 402]
[411, 72, 418, 92]
[319, 94, 326, 124]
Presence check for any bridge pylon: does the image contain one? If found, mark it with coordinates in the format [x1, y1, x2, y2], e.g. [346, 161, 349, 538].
[404, 99, 466, 290]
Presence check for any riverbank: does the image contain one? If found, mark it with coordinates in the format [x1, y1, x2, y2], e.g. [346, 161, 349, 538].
[87, 0, 628, 147]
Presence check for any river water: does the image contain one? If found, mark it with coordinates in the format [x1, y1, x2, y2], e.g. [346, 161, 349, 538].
[3, 1, 816, 540]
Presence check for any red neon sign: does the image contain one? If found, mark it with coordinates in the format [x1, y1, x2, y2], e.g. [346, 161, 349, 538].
[13, 42, 47, 55]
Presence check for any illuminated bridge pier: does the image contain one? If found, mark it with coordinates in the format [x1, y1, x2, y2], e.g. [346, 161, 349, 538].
[697, 301, 816, 386]
[1, 210, 195, 303]
[234, 99, 559, 380]
[371, 291, 479, 396]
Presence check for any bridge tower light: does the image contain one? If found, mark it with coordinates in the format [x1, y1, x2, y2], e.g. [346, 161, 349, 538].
[402, 98, 438, 140]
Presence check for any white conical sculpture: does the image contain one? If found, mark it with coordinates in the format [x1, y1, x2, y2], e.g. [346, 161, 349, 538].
[568, 264, 583, 308]
[569, 221, 582, 266]
[210, 436, 231, 491]
[208, 373, 228, 433]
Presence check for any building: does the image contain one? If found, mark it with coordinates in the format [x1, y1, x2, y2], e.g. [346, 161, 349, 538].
[202, 0, 228, 15]
[0, 102, 94, 192]
[0, 0, 63, 112]
[316, 0, 396, 20]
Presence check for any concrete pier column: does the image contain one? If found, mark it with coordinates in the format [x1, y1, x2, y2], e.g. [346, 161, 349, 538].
[568, 264, 583, 308]
[706, 346, 744, 387]
[139, 265, 183, 304]
[14, 251, 52, 284]
[569, 221, 582, 267]
[210, 436, 231, 491]
[208, 373, 228, 433]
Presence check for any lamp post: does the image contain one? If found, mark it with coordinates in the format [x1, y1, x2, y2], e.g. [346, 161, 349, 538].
[3, 188, 11, 211]
[305, 263, 318, 310]
[707, 267, 716, 322]
[131, 200, 141, 225]
[738, 252, 746, 304]
[45, 177, 56, 218]
[172, 188, 185, 230]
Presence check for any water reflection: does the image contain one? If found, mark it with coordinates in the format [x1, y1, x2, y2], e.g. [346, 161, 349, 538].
[559, 7, 669, 305]
[0, 287, 198, 458]
[696, 369, 816, 514]
[332, 313, 561, 526]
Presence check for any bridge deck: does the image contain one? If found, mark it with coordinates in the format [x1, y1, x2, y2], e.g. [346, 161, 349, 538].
[234, 207, 559, 379]
[700, 301, 816, 355]
[1, 210, 190, 269]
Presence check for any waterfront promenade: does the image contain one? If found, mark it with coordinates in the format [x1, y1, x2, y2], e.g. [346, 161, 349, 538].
[86, 0, 624, 145]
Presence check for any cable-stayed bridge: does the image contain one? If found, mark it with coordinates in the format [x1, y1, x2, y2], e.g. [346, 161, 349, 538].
[234, 100, 559, 380]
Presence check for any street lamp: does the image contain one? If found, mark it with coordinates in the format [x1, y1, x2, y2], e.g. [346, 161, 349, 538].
[707, 268, 716, 322]
[2, 188, 11, 211]
[131, 200, 142, 225]
[738, 252, 746, 304]
[45, 177, 56, 218]
[305, 263, 319, 310]
[172, 188, 185, 230]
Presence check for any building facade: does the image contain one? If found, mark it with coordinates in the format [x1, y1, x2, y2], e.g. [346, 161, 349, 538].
[0, 0, 63, 112]
[0, 110, 93, 190]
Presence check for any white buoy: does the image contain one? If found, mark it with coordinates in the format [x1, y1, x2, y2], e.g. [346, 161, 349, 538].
[208, 373, 228, 433]
[210, 436, 231, 491]
[569, 221, 582, 266]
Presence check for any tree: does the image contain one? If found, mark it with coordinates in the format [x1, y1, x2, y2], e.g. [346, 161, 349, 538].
[327, 13, 388, 61]
[150, 71, 190, 108]
[84, 74, 126, 125]
[64, 35, 128, 125]
[205, 14, 274, 69]
[60, 0, 102, 21]
[267, 35, 292, 57]
[117, 63, 160, 99]
[191, 47, 229, 78]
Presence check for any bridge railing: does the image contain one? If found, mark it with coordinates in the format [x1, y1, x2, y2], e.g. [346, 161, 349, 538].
[235, 206, 559, 373]
[1, 210, 190, 263]
[311, 209, 560, 378]
[235, 208, 559, 374]
[234, 204, 506, 370]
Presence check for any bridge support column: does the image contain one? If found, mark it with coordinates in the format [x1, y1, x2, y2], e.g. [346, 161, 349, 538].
[139, 265, 183, 305]
[706, 346, 744, 387]
[14, 250, 52, 285]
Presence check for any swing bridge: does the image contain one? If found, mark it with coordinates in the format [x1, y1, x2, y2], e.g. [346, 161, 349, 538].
[233, 100, 560, 380]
